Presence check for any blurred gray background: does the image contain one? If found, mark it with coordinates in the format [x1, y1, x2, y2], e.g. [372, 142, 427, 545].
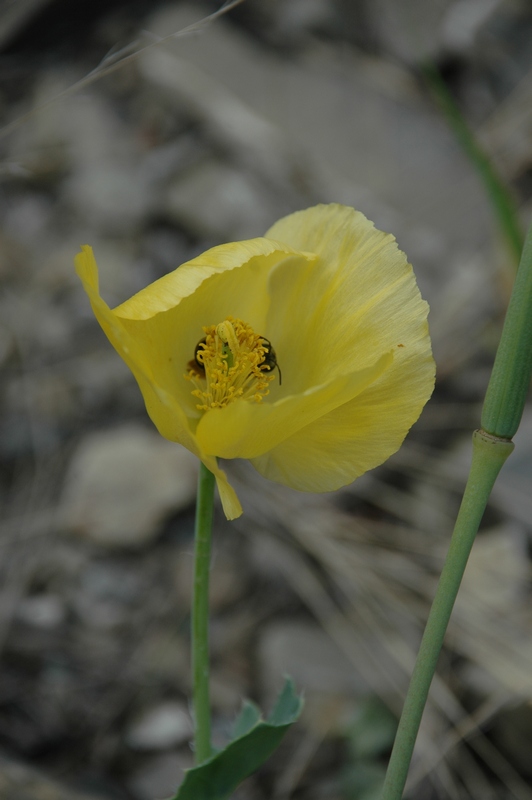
[1, 1, 532, 798]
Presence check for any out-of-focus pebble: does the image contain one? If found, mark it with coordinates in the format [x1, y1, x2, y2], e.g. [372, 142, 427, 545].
[128, 752, 192, 800]
[258, 621, 370, 701]
[16, 594, 66, 629]
[61, 424, 198, 547]
[126, 701, 192, 751]
[164, 158, 274, 240]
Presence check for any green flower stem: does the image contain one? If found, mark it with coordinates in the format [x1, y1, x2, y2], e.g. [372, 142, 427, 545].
[192, 462, 216, 765]
[380, 431, 513, 800]
[382, 220, 532, 799]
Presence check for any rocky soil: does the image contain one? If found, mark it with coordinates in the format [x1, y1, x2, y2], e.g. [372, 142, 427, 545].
[1, 1, 532, 798]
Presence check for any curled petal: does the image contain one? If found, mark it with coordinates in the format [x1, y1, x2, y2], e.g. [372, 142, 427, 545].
[196, 352, 393, 459]
[76, 244, 245, 519]
[250, 204, 435, 489]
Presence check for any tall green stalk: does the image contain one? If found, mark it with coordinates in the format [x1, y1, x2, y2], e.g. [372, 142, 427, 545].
[381, 432, 513, 799]
[381, 218, 532, 799]
[192, 463, 216, 764]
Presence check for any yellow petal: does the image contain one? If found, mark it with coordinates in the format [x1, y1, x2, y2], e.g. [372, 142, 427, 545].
[112, 238, 308, 320]
[264, 204, 423, 391]
[213, 469, 243, 520]
[75, 244, 100, 291]
[251, 335, 434, 491]
[75, 242, 312, 520]
[109, 243, 311, 419]
[76, 246, 245, 519]
[196, 351, 392, 459]
[76, 246, 201, 452]
[239, 204, 436, 489]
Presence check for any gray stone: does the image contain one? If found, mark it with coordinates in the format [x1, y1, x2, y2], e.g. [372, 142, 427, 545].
[126, 702, 192, 751]
[0, 751, 102, 800]
[442, 0, 502, 53]
[258, 620, 368, 699]
[128, 752, 192, 800]
[164, 158, 275, 240]
[63, 92, 152, 234]
[141, 3, 493, 262]
[61, 424, 198, 547]
[16, 594, 66, 629]
[365, 0, 454, 62]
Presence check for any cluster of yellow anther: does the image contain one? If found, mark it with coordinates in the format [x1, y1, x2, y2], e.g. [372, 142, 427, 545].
[186, 317, 275, 411]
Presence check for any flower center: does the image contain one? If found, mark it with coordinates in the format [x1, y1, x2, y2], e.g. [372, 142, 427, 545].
[186, 317, 278, 411]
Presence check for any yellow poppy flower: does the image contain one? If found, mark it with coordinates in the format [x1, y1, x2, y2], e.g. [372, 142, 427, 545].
[76, 204, 435, 520]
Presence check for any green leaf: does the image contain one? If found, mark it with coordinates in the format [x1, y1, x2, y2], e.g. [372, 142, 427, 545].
[266, 677, 303, 725]
[169, 678, 303, 800]
[232, 701, 261, 739]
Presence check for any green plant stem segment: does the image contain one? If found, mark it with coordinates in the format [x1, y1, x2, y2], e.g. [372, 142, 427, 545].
[192, 462, 216, 765]
[482, 222, 532, 438]
[380, 431, 513, 800]
[381, 218, 532, 799]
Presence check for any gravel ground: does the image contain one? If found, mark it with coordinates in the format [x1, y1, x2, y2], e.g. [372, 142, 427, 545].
[1, 1, 532, 799]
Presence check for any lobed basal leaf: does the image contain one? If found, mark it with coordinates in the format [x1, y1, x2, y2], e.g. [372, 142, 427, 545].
[169, 678, 303, 800]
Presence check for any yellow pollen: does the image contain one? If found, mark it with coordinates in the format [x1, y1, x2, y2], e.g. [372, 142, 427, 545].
[185, 317, 276, 411]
